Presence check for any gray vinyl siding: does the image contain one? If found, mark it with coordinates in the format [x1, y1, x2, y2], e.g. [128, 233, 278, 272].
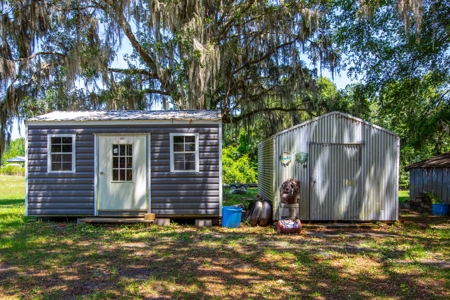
[27, 124, 221, 217]
[409, 168, 450, 204]
[27, 128, 95, 216]
[150, 128, 220, 216]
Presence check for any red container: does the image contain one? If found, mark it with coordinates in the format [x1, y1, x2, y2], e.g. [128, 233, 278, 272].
[277, 219, 302, 234]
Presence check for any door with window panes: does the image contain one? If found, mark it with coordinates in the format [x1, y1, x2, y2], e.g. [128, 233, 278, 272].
[98, 135, 147, 212]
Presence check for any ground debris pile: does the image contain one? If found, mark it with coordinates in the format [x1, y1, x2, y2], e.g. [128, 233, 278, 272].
[400, 192, 433, 214]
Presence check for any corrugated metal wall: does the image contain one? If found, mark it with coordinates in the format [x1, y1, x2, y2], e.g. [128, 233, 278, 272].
[27, 124, 221, 217]
[360, 123, 399, 220]
[409, 168, 450, 204]
[258, 112, 399, 221]
[257, 138, 274, 201]
[309, 143, 363, 220]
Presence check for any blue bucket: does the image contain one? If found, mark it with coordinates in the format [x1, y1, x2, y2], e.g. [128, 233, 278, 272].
[222, 206, 243, 228]
[432, 203, 449, 216]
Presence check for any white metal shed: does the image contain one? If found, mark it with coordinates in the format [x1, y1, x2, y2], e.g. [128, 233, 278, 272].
[258, 111, 400, 221]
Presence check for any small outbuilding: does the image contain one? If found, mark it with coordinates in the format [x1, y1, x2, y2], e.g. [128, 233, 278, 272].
[405, 152, 450, 205]
[258, 111, 400, 221]
[25, 110, 222, 218]
[6, 156, 26, 163]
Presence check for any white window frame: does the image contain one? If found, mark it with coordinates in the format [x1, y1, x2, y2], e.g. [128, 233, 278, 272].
[47, 134, 76, 173]
[169, 133, 199, 172]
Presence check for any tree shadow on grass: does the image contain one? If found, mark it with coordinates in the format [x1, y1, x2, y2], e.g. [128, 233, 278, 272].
[0, 198, 24, 207]
[0, 219, 449, 299]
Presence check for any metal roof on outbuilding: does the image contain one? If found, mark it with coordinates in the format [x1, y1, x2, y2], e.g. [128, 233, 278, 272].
[6, 156, 25, 163]
[404, 152, 450, 171]
[272, 111, 399, 139]
[26, 110, 221, 122]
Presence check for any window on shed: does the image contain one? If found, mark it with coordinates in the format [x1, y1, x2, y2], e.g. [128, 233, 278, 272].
[170, 133, 199, 172]
[47, 135, 76, 172]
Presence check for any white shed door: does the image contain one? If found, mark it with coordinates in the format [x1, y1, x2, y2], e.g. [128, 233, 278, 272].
[98, 136, 147, 211]
[309, 143, 362, 220]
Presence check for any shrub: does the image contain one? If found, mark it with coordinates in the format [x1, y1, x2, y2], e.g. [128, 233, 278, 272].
[222, 145, 257, 184]
[424, 192, 441, 204]
[0, 165, 25, 176]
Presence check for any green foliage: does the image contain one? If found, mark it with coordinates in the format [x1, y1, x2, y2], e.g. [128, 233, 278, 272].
[0, 165, 25, 176]
[223, 187, 259, 207]
[330, 0, 450, 179]
[222, 145, 257, 184]
[424, 192, 442, 205]
[375, 76, 449, 153]
[313, 77, 349, 116]
[398, 190, 409, 204]
[7, 137, 25, 158]
[1, 138, 25, 167]
[1, 0, 344, 160]
[370, 76, 449, 185]
[223, 127, 259, 183]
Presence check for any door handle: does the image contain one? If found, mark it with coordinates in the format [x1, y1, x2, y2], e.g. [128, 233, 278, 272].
[100, 171, 104, 175]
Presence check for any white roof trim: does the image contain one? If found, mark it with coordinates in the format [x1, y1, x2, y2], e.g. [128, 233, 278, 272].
[27, 120, 220, 126]
[26, 110, 221, 123]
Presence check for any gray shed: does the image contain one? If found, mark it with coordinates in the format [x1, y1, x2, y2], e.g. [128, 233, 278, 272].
[258, 111, 400, 221]
[25, 110, 222, 218]
[405, 152, 450, 204]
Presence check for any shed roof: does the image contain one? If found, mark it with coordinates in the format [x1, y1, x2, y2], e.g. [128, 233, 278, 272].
[26, 110, 221, 123]
[272, 111, 399, 139]
[404, 152, 450, 171]
[6, 156, 25, 163]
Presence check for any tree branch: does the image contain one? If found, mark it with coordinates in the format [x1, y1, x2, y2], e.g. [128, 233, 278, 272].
[233, 41, 294, 75]
[108, 68, 157, 77]
[218, 0, 256, 40]
[17, 51, 66, 61]
[103, 4, 156, 70]
[142, 88, 169, 96]
[222, 106, 306, 123]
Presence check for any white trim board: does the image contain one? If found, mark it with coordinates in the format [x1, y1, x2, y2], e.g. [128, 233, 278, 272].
[24, 124, 29, 216]
[169, 133, 200, 173]
[26, 120, 221, 126]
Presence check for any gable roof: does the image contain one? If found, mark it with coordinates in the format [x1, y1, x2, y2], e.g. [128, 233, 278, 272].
[272, 111, 399, 139]
[404, 152, 450, 171]
[26, 110, 221, 123]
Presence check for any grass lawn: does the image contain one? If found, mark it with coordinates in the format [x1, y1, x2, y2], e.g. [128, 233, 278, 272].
[399, 190, 409, 204]
[223, 185, 259, 207]
[1, 175, 449, 299]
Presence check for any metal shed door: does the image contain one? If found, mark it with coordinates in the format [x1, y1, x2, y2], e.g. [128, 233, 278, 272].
[309, 143, 362, 220]
[98, 135, 148, 212]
